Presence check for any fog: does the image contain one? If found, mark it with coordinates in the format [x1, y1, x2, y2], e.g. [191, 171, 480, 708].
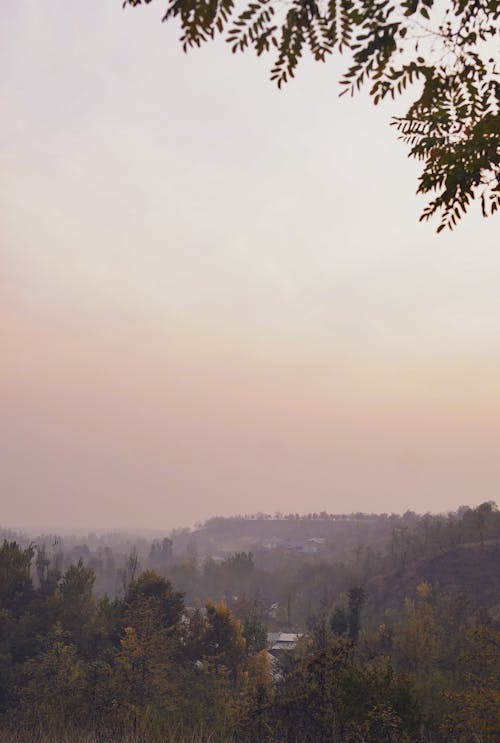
[1, 0, 499, 530]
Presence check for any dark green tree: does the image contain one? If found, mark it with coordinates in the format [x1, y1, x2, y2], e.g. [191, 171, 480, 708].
[124, 570, 185, 629]
[242, 610, 268, 655]
[347, 586, 367, 643]
[59, 560, 97, 654]
[331, 606, 349, 636]
[0, 541, 34, 615]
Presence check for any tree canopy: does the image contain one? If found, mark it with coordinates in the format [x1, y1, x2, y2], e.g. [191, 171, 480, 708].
[124, 0, 499, 232]
[1, 504, 500, 741]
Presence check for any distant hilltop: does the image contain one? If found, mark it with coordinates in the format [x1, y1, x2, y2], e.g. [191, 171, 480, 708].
[171, 503, 499, 565]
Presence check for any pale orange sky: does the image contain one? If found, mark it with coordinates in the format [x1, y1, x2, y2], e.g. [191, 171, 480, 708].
[1, 0, 499, 530]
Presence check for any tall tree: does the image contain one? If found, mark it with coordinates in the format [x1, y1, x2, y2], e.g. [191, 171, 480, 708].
[347, 587, 367, 643]
[0, 541, 34, 615]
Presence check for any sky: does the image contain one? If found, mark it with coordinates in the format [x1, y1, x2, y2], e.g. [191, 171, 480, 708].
[1, 0, 499, 531]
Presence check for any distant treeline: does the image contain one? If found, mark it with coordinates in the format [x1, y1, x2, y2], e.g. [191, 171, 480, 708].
[203, 509, 424, 523]
[2, 502, 499, 612]
[0, 503, 499, 742]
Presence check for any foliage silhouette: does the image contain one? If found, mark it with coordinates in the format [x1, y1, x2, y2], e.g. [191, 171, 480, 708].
[124, 0, 499, 232]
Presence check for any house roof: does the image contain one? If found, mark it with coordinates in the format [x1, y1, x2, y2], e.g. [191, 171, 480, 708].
[267, 631, 300, 651]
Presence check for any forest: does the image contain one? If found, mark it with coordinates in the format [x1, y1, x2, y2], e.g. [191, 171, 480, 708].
[1, 502, 499, 742]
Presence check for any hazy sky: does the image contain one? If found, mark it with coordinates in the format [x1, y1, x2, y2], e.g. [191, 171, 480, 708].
[1, 0, 499, 531]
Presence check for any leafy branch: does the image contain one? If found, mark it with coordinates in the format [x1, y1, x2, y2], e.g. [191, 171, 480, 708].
[124, 0, 500, 231]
